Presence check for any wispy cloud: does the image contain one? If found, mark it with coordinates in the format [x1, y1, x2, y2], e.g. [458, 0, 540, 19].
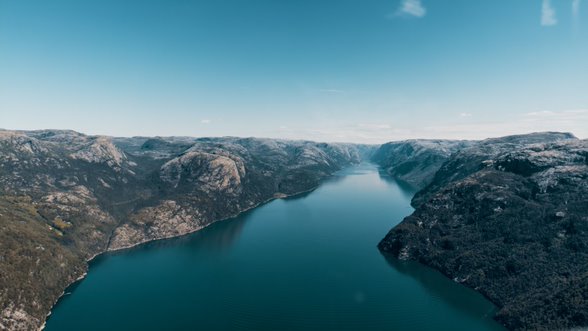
[524, 109, 588, 121]
[270, 110, 587, 143]
[573, 0, 582, 18]
[421, 109, 588, 140]
[396, 0, 427, 18]
[541, 0, 558, 26]
[318, 89, 345, 94]
[201, 119, 212, 124]
[459, 112, 473, 117]
[357, 123, 392, 130]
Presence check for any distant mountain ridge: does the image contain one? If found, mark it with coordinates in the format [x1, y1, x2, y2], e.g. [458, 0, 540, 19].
[371, 139, 473, 190]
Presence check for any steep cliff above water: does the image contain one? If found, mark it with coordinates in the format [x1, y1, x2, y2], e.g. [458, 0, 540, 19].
[378, 132, 587, 330]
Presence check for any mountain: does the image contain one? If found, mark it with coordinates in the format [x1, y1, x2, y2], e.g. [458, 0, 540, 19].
[371, 139, 473, 190]
[378, 132, 588, 330]
[0, 130, 373, 331]
[3, 129, 585, 331]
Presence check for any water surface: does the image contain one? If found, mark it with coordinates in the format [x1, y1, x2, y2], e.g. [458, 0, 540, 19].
[46, 164, 504, 331]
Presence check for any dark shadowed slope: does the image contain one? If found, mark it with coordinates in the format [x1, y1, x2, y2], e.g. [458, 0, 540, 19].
[378, 132, 588, 330]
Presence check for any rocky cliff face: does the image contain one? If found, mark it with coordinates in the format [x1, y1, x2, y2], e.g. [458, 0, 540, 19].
[0, 130, 370, 331]
[378, 132, 587, 330]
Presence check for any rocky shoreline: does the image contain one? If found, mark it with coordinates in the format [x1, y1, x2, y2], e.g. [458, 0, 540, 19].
[39, 183, 324, 331]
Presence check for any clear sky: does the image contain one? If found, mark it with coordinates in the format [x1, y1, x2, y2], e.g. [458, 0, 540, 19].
[1, 0, 587, 143]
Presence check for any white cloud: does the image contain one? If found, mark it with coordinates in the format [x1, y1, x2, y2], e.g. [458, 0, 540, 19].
[525, 110, 555, 117]
[318, 89, 344, 94]
[541, 0, 558, 26]
[201, 119, 212, 124]
[397, 0, 427, 18]
[524, 108, 588, 120]
[459, 112, 473, 117]
[573, 0, 582, 18]
[358, 123, 392, 130]
[421, 109, 588, 140]
[269, 109, 587, 144]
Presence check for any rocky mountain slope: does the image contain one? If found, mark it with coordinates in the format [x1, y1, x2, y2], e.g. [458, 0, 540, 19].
[371, 139, 472, 190]
[378, 132, 588, 330]
[0, 130, 372, 331]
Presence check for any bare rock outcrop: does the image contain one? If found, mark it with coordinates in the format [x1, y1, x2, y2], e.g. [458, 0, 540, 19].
[160, 151, 245, 194]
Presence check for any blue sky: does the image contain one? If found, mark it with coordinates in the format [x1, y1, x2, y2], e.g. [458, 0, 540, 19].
[1, 0, 587, 142]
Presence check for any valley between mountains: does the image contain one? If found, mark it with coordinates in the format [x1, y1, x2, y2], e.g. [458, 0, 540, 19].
[0, 130, 586, 331]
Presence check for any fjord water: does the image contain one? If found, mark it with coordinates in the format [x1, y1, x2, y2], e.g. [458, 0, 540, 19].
[45, 164, 504, 331]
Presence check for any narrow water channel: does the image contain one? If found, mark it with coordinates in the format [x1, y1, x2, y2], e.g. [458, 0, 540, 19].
[45, 164, 504, 331]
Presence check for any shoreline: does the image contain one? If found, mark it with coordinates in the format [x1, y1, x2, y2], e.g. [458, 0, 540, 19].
[39, 181, 325, 330]
[380, 250, 507, 330]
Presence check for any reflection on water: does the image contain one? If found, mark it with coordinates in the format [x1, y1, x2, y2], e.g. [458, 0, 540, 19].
[114, 211, 252, 255]
[46, 163, 504, 331]
[281, 189, 315, 203]
[382, 254, 498, 322]
[376, 168, 418, 199]
[181, 212, 250, 252]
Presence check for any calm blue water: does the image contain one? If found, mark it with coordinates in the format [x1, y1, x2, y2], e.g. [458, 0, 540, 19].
[45, 164, 504, 331]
